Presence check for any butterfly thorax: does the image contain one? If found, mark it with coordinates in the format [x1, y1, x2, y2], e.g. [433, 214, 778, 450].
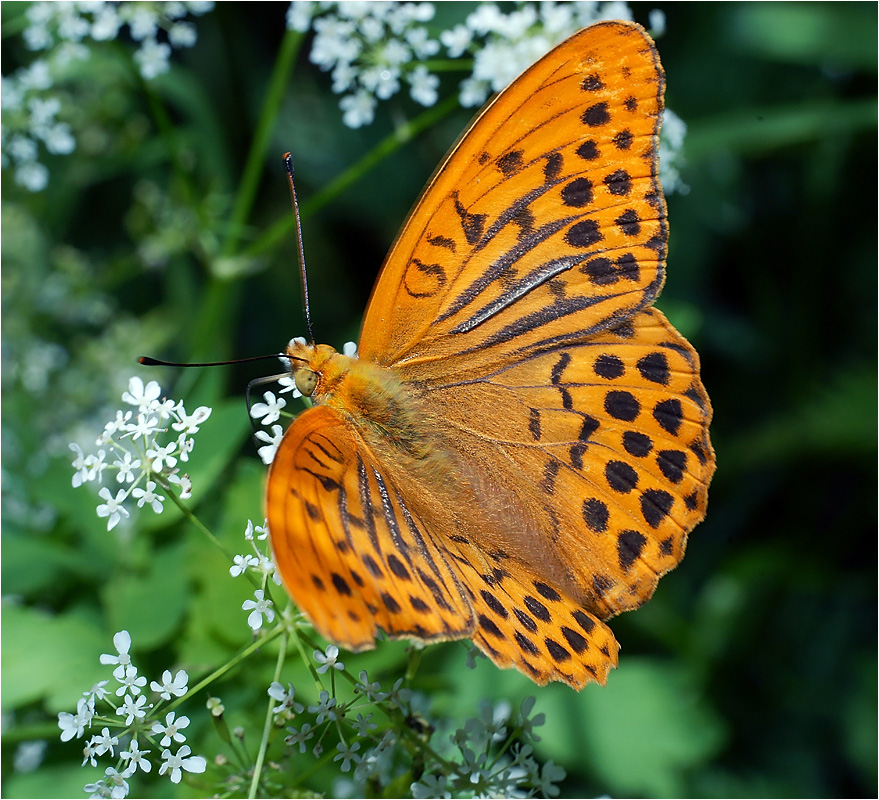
[284, 340, 449, 475]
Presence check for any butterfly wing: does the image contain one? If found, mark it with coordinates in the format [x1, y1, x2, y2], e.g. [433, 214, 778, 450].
[266, 405, 474, 648]
[359, 21, 666, 378]
[268, 404, 621, 687]
[421, 308, 714, 620]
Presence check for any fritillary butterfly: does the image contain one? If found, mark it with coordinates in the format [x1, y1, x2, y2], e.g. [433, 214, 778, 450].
[267, 21, 715, 689]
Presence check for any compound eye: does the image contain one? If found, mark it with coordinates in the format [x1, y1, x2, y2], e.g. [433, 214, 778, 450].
[294, 368, 318, 397]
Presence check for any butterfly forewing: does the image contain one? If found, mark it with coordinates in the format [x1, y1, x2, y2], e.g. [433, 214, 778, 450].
[267, 405, 475, 648]
[360, 22, 666, 379]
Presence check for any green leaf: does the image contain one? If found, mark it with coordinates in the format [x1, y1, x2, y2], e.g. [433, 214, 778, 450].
[544, 658, 726, 797]
[3, 762, 96, 800]
[102, 540, 190, 650]
[1, 604, 106, 712]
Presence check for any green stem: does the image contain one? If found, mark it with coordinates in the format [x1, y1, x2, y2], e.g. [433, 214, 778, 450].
[223, 27, 305, 257]
[167, 627, 285, 714]
[244, 93, 461, 258]
[162, 489, 263, 588]
[248, 631, 289, 799]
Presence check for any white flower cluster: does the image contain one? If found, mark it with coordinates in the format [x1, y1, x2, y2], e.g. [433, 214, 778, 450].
[287, 2, 663, 125]
[438, 0, 642, 108]
[409, 696, 564, 799]
[279, 667, 410, 776]
[57, 631, 207, 799]
[1, 1, 214, 192]
[229, 519, 286, 631]
[287, 1, 441, 128]
[69, 376, 212, 531]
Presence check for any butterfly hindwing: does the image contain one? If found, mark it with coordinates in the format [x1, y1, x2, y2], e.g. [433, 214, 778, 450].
[360, 22, 666, 379]
[421, 308, 714, 620]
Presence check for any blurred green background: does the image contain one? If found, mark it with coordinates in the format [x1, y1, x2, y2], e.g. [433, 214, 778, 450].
[2, 2, 876, 798]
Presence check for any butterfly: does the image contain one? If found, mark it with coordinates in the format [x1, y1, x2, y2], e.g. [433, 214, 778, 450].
[266, 20, 715, 689]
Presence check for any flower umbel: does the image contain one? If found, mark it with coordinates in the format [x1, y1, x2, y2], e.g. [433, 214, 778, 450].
[58, 630, 206, 798]
[68, 377, 211, 532]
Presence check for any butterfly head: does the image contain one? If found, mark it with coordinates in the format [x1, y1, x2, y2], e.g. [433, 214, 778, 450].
[284, 340, 344, 400]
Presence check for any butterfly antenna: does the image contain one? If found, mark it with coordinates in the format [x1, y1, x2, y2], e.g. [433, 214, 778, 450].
[285, 153, 315, 345]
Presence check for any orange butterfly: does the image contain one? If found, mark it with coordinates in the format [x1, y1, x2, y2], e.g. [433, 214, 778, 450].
[267, 20, 714, 689]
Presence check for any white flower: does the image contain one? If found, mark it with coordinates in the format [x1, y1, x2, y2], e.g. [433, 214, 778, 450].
[334, 740, 361, 772]
[230, 553, 258, 577]
[405, 26, 439, 59]
[314, 644, 344, 674]
[459, 76, 490, 108]
[100, 631, 133, 675]
[127, 5, 159, 40]
[71, 442, 90, 487]
[244, 518, 269, 541]
[441, 24, 472, 57]
[167, 472, 192, 498]
[23, 22, 53, 51]
[352, 712, 377, 737]
[91, 6, 122, 40]
[540, 1, 574, 33]
[58, 698, 93, 742]
[359, 65, 400, 100]
[409, 65, 439, 106]
[168, 21, 196, 47]
[82, 737, 100, 767]
[120, 739, 152, 774]
[242, 589, 274, 630]
[16, 161, 49, 192]
[250, 391, 286, 425]
[146, 440, 177, 471]
[96, 487, 130, 531]
[85, 450, 108, 482]
[158, 744, 206, 784]
[19, 59, 51, 91]
[466, 3, 506, 35]
[127, 413, 159, 441]
[115, 664, 147, 697]
[113, 452, 141, 484]
[131, 481, 165, 513]
[649, 8, 667, 36]
[27, 96, 61, 128]
[116, 693, 149, 725]
[122, 377, 162, 412]
[150, 668, 189, 700]
[285, 722, 315, 753]
[91, 727, 119, 757]
[267, 681, 305, 715]
[255, 424, 283, 465]
[102, 766, 130, 799]
[152, 711, 190, 747]
[276, 373, 302, 396]
[12, 739, 48, 772]
[101, 410, 133, 442]
[286, 1, 314, 32]
[134, 37, 171, 79]
[171, 405, 211, 434]
[175, 433, 194, 463]
[307, 690, 337, 724]
[340, 89, 376, 128]
[7, 135, 38, 163]
[310, 16, 360, 67]
[82, 777, 112, 798]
